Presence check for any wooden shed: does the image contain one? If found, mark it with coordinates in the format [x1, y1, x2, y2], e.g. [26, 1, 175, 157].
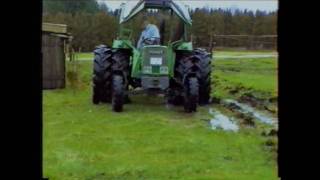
[42, 23, 72, 89]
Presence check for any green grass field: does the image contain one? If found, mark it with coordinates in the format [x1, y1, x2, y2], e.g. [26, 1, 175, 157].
[70, 50, 277, 61]
[44, 50, 278, 179]
[214, 50, 277, 57]
[213, 58, 277, 98]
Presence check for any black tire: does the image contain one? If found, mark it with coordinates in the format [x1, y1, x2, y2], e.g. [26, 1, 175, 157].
[168, 51, 190, 106]
[112, 75, 124, 112]
[184, 77, 199, 112]
[194, 48, 212, 105]
[167, 78, 183, 105]
[111, 50, 131, 104]
[171, 51, 201, 108]
[92, 84, 101, 104]
[172, 51, 201, 112]
[92, 45, 113, 104]
[167, 84, 184, 105]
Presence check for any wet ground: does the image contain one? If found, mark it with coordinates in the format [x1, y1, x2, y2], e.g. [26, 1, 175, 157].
[208, 98, 278, 131]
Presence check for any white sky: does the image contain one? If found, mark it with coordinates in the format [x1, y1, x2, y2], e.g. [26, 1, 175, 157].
[97, 0, 278, 12]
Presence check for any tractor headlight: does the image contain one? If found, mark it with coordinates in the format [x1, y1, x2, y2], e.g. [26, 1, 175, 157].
[160, 66, 168, 74]
[143, 66, 152, 73]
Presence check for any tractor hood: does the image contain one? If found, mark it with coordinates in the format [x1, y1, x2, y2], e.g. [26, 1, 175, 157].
[119, 0, 192, 25]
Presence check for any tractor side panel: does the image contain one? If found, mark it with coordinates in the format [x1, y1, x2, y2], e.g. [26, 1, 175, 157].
[131, 48, 142, 78]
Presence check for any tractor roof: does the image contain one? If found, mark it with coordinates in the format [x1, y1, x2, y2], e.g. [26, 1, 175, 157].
[119, 0, 192, 25]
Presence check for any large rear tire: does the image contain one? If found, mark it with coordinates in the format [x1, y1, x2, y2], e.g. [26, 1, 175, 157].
[92, 45, 112, 104]
[93, 84, 102, 104]
[194, 48, 212, 105]
[111, 50, 131, 104]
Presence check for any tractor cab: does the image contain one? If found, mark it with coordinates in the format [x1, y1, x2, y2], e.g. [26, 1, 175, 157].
[113, 0, 193, 86]
[117, 0, 192, 46]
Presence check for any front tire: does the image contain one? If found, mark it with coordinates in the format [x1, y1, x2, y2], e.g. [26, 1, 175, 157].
[112, 50, 131, 104]
[184, 77, 199, 112]
[92, 84, 101, 104]
[112, 75, 124, 112]
[194, 48, 212, 105]
[92, 45, 112, 104]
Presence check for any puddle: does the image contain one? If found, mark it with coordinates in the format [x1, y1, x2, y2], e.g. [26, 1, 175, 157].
[222, 99, 277, 128]
[208, 108, 239, 132]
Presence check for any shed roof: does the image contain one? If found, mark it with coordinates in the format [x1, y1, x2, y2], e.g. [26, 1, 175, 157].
[42, 23, 68, 34]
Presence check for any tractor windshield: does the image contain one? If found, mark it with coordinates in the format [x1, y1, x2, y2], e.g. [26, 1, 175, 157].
[137, 23, 160, 49]
[120, 9, 191, 47]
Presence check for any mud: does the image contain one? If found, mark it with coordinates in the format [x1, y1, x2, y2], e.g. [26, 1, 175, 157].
[263, 105, 277, 114]
[261, 129, 278, 137]
[269, 97, 278, 103]
[239, 93, 261, 107]
[242, 114, 256, 127]
[222, 99, 277, 127]
[211, 97, 221, 104]
[239, 93, 278, 115]
[264, 138, 277, 153]
[228, 85, 246, 95]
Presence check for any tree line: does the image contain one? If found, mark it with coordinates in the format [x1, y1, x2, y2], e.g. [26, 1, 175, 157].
[42, 0, 277, 51]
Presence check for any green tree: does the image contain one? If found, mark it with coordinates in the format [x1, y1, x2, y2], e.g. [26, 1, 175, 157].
[43, 0, 99, 14]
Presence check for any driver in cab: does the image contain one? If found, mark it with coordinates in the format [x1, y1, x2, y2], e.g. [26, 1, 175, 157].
[137, 19, 160, 49]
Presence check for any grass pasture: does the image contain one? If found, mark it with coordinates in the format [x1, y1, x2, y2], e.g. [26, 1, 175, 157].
[43, 50, 278, 179]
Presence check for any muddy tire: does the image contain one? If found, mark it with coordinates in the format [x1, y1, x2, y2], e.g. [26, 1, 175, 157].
[169, 51, 192, 106]
[92, 45, 113, 104]
[184, 77, 199, 112]
[111, 50, 131, 104]
[172, 51, 201, 111]
[167, 79, 184, 105]
[194, 48, 212, 105]
[112, 75, 124, 112]
[167, 95, 184, 105]
[92, 84, 101, 104]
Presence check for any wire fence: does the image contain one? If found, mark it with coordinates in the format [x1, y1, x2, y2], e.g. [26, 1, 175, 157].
[194, 35, 277, 51]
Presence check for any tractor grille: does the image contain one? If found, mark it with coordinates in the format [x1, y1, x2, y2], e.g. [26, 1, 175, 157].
[142, 46, 168, 75]
[152, 66, 160, 73]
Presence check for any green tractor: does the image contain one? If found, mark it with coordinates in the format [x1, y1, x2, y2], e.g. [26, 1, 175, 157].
[92, 0, 212, 112]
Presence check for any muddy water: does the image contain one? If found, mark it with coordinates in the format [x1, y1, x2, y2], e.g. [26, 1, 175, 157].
[222, 99, 278, 128]
[209, 108, 239, 132]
